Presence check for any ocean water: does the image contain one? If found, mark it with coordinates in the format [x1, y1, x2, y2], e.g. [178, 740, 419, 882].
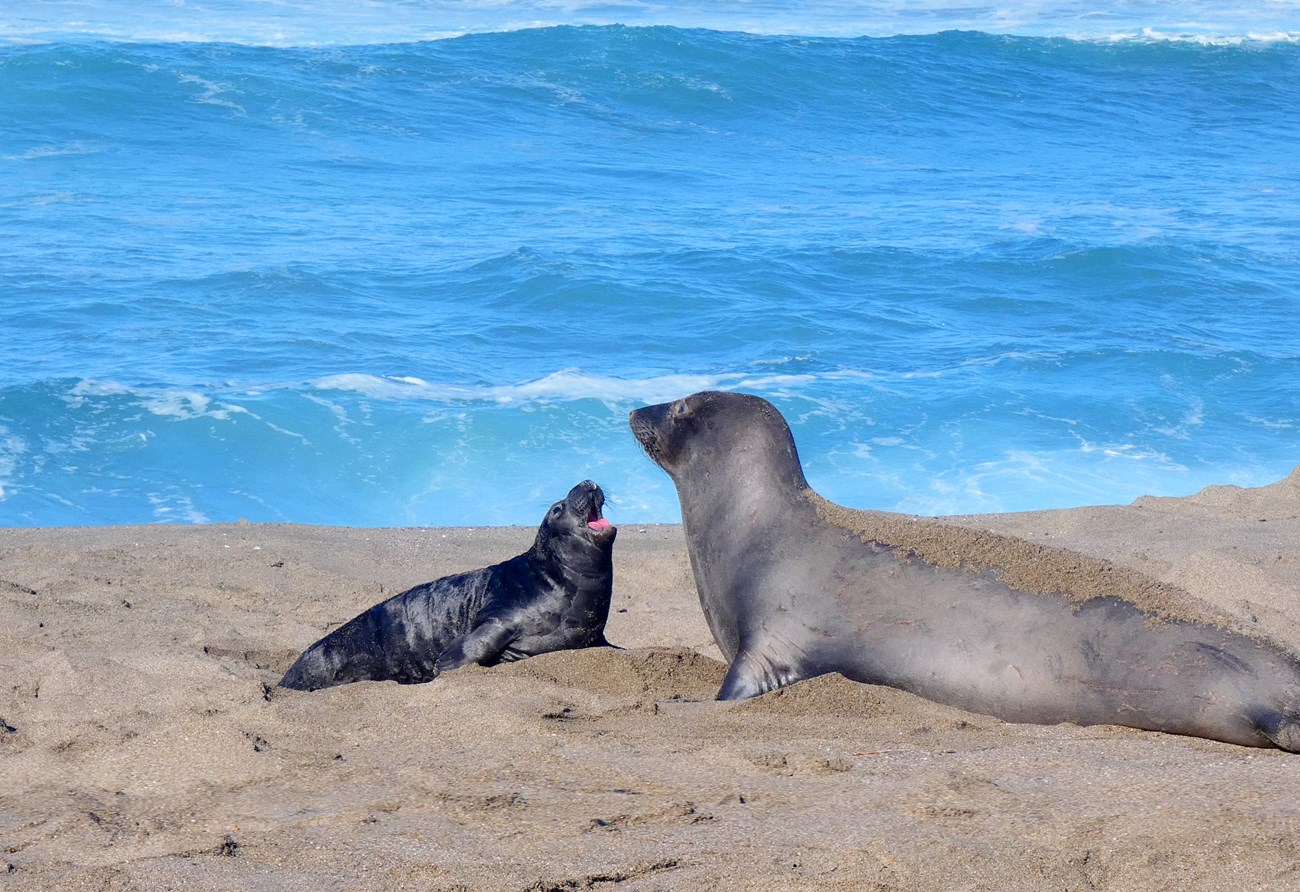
[2, 3, 1299, 527]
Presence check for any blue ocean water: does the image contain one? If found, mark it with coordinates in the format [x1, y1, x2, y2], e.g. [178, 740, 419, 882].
[2, 3, 1299, 526]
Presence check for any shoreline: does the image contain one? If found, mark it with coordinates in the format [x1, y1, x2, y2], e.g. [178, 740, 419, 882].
[3, 467, 1299, 890]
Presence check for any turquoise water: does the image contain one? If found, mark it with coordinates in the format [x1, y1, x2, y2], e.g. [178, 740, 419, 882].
[3, 5, 1299, 526]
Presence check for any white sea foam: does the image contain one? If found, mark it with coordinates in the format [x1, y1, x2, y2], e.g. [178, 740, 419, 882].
[177, 74, 246, 114]
[3, 143, 98, 162]
[0, 430, 26, 501]
[68, 380, 252, 423]
[142, 391, 251, 421]
[1076, 439, 1186, 469]
[69, 380, 133, 398]
[1095, 28, 1300, 45]
[148, 492, 211, 524]
[1243, 414, 1296, 431]
[887, 445, 1188, 517]
[69, 371, 817, 420]
[311, 369, 818, 406]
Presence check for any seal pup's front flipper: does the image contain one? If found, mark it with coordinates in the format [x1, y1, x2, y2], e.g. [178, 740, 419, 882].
[434, 615, 522, 672]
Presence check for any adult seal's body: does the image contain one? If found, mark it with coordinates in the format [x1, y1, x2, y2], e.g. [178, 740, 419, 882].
[630, 391, 1300, 751]
[280, 480, 617, 691]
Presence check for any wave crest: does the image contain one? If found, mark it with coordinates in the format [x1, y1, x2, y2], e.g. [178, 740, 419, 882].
[311, 369, 818, 405]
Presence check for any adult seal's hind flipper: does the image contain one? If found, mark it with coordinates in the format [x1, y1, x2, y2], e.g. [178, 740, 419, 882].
[630, 390, 1300, 752]
[279, 480, 617, 691]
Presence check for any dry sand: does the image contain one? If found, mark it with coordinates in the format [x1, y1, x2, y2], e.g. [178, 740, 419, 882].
[4, 468, 1300, 891]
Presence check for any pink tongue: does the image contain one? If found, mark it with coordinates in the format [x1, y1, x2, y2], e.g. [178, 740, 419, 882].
[588, 518, 611, 531]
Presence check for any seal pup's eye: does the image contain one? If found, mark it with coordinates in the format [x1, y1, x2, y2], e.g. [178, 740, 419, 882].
[549, 503, 564, 517]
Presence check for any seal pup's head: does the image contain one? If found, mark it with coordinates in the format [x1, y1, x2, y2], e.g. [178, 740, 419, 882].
[629, 391, 809, 494]
[533, 480, 617, 562]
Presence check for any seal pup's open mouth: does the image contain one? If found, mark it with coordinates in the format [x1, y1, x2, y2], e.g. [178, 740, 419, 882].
[568, 480, 615, 539]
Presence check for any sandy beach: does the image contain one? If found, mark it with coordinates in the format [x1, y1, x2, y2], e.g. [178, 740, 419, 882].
[4, 468, 1300, 891]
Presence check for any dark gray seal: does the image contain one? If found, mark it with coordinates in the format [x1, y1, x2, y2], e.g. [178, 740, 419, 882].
[280, 480, 617, 691]
[630, 390, 1300, 751]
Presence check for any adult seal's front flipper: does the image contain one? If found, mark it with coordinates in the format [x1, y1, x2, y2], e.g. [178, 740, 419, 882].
[716, 642, 816, 701]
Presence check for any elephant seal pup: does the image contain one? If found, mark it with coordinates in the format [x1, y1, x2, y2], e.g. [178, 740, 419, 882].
[629, 391, 1300, 751]
[280, 480, 617, 691]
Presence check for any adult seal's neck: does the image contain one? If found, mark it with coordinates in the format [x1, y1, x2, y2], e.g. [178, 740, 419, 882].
[675, 457, 817, 666]
[677, 423, 811, 532]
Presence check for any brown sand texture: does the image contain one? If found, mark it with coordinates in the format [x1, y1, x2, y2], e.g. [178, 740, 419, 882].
[3, 467, 1300, 891]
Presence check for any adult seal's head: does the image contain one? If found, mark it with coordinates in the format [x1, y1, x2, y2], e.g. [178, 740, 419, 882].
[631, 389, 806, 492]
[631, 391, 1300, 753]
[280, 480, 617, 692]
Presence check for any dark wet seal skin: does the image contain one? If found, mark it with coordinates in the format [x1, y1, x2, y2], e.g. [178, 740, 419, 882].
[279, 480, 617, 691]
[630, 390, 1300, 752]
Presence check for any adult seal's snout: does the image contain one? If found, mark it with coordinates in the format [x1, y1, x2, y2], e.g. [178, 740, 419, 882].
[630, 390, 1300, 752]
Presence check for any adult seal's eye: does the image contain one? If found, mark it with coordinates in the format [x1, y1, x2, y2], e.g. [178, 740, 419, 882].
[550, 504, 564, 517]
[671, 399, 689, 418]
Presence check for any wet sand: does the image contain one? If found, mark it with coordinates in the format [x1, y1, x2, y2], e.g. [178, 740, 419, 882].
[3, 468, 1300, 890]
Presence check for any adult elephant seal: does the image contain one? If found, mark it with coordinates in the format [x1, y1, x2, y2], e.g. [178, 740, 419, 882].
[280, 480, 617, 691]
[630, 391, 1300, 752]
